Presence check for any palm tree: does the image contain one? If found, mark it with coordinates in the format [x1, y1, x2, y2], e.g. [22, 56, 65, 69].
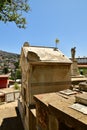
[55, 38, 60, 49]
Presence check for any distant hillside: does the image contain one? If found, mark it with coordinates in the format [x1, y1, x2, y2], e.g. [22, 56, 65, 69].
[0, 50, 20, 74]
[0, 50, 21, 78]
[0, 50, 20, 59]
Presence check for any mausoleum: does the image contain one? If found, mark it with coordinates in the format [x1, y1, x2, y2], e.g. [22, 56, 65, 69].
[18, 42, 72, 130]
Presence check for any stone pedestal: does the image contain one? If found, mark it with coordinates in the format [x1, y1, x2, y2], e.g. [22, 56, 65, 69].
[71, 59, 80, 76]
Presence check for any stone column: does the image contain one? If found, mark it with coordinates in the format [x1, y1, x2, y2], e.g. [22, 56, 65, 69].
[71, 47, 80, 76]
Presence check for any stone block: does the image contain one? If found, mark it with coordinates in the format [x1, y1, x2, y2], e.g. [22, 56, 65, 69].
[75, 93, 87, 105]
[79, 82, 87, 91]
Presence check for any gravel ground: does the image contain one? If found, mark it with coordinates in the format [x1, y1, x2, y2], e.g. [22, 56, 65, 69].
[0, 101, 24, 130]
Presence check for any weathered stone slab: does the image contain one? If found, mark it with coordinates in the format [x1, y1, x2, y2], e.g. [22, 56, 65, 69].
[70, 103, 87, 114]
[79, 82, 87, 91]
[5, 93, 14, 102]
[14, 92, 20, 100]
[75, 93, 87, 105]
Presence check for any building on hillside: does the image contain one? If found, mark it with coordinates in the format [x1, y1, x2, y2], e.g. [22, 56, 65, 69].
[0, 75, 9, 89]
[70, 56, 87, 75]
[77, 57, 87, 64]
[76, 57, 87, 75]
[18, 42, 72, 130]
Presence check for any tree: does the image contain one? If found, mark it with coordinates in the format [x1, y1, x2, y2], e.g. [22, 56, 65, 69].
[16, 69, 21, 79]
[14, 61, 19, 69]
[3, 67, 9, 74]
[0, 0, 30, 28]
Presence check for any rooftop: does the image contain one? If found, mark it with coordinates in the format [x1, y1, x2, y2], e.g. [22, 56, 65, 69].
[0, 75, 9, 78]
[22, 43, 72, 64]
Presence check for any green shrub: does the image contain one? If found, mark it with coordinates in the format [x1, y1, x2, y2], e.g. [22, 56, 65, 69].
[14, 83, 20, 90]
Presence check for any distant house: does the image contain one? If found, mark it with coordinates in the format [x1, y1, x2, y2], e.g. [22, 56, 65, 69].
[0, 75, 9, 89]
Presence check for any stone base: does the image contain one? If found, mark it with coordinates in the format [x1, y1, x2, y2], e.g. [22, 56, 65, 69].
[71, 59, 80, 76]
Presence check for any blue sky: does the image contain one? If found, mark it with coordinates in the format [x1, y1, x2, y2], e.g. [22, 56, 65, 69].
[0, 0, 87, 58]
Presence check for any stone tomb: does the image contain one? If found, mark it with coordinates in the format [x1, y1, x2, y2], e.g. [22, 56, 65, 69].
[34, 91, 87, 130]
[19, 42, 72, 130]
[0, 88, 20, 102]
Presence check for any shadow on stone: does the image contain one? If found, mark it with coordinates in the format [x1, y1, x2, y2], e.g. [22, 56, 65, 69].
[0, 107, 24, 130]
